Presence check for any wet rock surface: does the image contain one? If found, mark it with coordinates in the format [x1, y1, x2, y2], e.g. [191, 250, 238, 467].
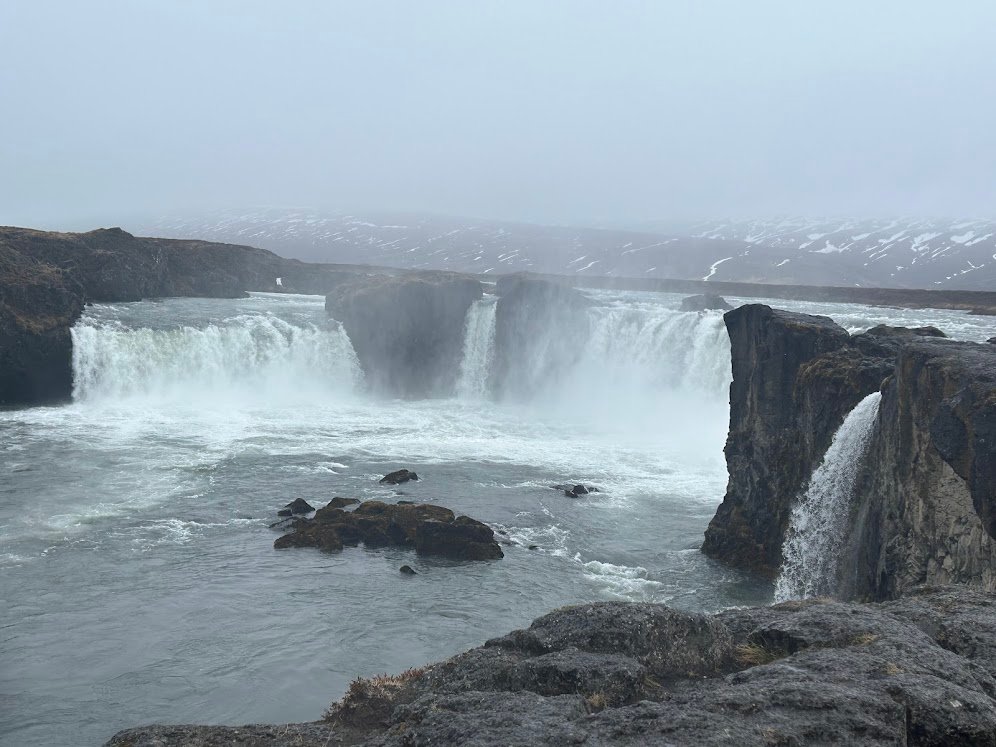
[273, 499, 503, 561]
[703, 304, 996, 595]
[105, 586, 996, 746]
[325, 272, 483, 397]
[379, 469, 418, 485]
[278, 498, 315, 516]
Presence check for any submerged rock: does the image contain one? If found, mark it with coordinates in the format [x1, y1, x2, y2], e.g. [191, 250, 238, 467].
[399, 565, 417, 575]
[273, 500, 502, 561]
[552, 483, 600, 497]
[105, 586, 996, 746]
[380, 469, 419, 485]
[680, 293, 733, 311]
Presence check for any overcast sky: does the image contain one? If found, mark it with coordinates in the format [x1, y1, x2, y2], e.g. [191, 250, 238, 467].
[2, 1, 995, 229]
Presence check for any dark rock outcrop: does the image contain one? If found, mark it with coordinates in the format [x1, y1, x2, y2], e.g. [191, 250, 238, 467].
[325, 272, 483, 397]
[840, 339, 996, 599]
[414, 516, 505, 560]
[703, 304, 996, 598]
[491, 273, 592, 400]
[327, 497, 360, 509]
[552, 483, 600, 496]
[679, 293, 733, 311]
[277, 498, 315, 517]
[274, 499, 503, 561]
[105, 586, 996, 747]
[702, 305, 855, 575]
[379, 469, 419, 485]
[0, 226, 367, 405]
[0, 238, 85, 404]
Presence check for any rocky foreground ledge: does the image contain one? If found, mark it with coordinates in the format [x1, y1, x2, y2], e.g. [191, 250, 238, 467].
[105, 586, 996, 746]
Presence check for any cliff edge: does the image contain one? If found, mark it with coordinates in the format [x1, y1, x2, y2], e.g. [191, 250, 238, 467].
[703, 303, 996, 600]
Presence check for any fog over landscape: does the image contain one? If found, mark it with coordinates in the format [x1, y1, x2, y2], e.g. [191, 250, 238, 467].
[3, 4, 996, 746]
[3, 0, 996, 230]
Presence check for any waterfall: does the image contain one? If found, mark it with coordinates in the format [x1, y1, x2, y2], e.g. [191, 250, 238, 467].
[774, 392, 882, 601]
[572, 304, 733, 400]
[71, 312, 363, 403]
[455, 297, 497, 399]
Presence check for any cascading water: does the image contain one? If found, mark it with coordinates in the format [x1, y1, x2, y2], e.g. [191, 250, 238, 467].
[580, 302, 732, 399]
[774, 392, 882, 601]
[455, 297, 497, 399]
[71, 307, 363, 403]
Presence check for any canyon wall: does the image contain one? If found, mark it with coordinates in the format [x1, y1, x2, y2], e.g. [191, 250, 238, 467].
[704, 303, 996, 600]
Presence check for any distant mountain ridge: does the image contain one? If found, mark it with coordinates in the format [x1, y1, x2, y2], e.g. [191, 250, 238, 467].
[137, 209, 995, 291]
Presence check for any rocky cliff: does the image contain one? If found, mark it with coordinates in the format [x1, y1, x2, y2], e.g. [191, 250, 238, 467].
[703, 303, 996, 600]
[0, 226, 364, 405]
[325, 272, 483, 397]
[841, 339, 996, 600]
[106, 586, 996, 746]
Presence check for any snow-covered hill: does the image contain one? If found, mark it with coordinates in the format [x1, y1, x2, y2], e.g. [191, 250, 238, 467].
[675, 217, 996, 291]
[134, 210, 995, 291]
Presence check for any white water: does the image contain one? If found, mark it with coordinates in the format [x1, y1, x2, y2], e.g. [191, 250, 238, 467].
[455, 297, 498, 399]
[71, 311, 362, 403]
[774, 392, 883, 601]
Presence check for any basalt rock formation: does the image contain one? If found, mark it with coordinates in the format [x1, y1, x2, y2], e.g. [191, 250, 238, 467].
[841, 338, 996, 600]
[0, 236, 85, 404]
[0, 226, 365, 405]
[325, 272, 483, 398]
[703, 303, 996, 600]
[491, 273, 592, 400]
[105, 586, 996, 746]
[274, 499, 503, 561]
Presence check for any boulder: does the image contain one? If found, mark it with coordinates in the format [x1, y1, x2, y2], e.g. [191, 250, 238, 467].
[282, 498, 315, 515]
[679, 293, 732, 312]
[325, 272, 483, 397]
[414, 516, 504, 560]
[380, 469, 419, 485]
[274, 501, 501, 562]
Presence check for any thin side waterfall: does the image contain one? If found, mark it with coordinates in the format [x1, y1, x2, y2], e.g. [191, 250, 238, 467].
[774, 391, 882, 601]
[456, 297, 497, 399]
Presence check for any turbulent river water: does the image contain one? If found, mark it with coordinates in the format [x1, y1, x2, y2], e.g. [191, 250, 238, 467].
[1, 288, 992, 746]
